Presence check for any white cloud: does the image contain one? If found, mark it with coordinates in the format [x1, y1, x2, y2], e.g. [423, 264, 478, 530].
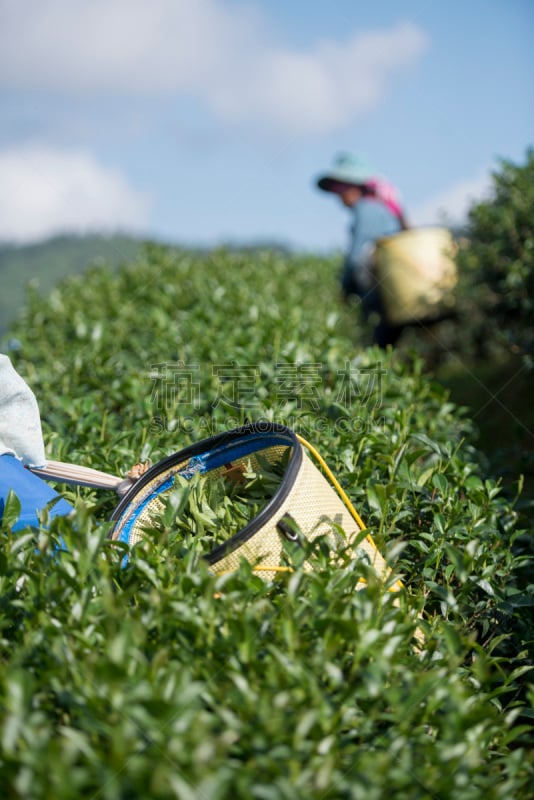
[0, 145, 150, 242]
[210, 23, 428, 133]
[0, 0, 429, 134]
[411, 172, 494, 227]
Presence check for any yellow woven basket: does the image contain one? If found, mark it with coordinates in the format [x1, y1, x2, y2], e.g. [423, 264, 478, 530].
[373, 227, 457, 326]
[110, 423, 400, 591]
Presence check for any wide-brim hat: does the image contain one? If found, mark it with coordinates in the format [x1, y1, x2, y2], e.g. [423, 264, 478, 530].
[317, 152, 375, 193]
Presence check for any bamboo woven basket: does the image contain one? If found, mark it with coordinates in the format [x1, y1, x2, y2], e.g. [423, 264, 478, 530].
[110, 423, 400, 590]
[373, 227, 457, 326]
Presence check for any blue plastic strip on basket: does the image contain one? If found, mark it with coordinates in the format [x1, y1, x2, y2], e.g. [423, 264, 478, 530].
[117, 475, 175, 545]
[117, 431, 294, 546]
[182, 433, 292, 476]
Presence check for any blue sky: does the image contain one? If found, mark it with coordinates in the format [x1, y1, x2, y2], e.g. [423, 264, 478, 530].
[0, 0, 532, 251]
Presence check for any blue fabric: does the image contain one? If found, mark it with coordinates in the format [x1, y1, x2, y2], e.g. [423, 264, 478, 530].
[341, 197, 402, 302]
[0, 454, 74, 531]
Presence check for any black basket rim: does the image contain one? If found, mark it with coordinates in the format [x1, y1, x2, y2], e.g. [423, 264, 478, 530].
[109, 422, 303, 564]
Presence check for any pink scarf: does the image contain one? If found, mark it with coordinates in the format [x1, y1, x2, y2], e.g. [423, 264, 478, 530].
[366, 178, 404, 220]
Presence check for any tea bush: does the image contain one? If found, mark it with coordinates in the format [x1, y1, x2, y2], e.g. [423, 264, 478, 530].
[1, 244, 533, 798]
[455, 148, 534, 363]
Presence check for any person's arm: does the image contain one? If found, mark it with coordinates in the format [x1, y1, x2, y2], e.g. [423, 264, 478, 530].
[0, 355, 73, 530]
[0, 355, 46, 467]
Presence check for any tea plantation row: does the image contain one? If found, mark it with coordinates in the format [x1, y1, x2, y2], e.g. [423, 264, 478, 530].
[1, 245, 533, 798]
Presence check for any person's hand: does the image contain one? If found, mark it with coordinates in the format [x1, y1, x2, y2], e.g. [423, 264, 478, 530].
[0, 355, 46, 468]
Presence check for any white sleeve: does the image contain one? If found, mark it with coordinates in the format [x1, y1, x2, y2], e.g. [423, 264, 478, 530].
[0, 354, 46, 468]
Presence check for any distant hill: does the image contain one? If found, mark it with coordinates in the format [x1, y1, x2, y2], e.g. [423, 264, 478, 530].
[0, 233, 145, 336]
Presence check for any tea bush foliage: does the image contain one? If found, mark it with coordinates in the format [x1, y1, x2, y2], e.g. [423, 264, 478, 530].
[455, 148, 534, 363]
[1, 243, 533, 798]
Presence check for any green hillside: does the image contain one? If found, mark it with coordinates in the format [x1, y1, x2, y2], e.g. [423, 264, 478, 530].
[0, 234, 144, 335]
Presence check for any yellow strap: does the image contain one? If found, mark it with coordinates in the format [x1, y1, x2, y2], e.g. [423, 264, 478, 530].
[252, 565, 294, 574]
[296, 434, 367, 530]
[296, 433, 404, 594]
[214, 433, 403, 594]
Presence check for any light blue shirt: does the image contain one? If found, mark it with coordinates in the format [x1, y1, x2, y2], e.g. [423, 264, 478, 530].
[341, 198, 402, 297]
